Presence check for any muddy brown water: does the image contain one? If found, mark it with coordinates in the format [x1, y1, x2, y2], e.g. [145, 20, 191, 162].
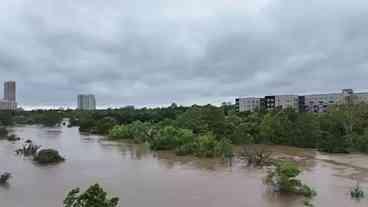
[1, 125, 368, 207]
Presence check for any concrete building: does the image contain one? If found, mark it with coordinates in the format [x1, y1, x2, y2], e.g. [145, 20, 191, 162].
[237, 89, 368, 113]
[236, 97, 262, 112]
[4, 81, 16, 102]
[0, 81, 17, 110]
[304, 93, 340, 113]
[275, 95, 299, 111]
[0, 100, 17, 110]
[77, 94, 96, 110]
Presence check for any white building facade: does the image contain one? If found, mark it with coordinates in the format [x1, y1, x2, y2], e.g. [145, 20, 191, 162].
[275, 95, 299, 111]
[235, 97, 262, 112]
[0, 81, 17, 110]
[77, 94, 96, 110]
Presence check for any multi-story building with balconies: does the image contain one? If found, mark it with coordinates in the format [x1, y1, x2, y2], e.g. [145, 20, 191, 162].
[236, 89, 368, 113]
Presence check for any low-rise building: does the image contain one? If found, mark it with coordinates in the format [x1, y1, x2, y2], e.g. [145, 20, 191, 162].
[236, 89, 368, 113]
[235, 97, 262, 112]
[275, 95, 299, 111]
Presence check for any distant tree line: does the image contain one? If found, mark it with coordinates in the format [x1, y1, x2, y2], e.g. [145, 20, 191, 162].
[3, 102, 368, 154]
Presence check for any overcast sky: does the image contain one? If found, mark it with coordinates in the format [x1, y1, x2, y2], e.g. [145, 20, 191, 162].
[1, 0, 368, 109]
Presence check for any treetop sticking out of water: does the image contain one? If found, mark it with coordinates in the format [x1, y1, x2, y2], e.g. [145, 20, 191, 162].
[64, 184, 119, 207]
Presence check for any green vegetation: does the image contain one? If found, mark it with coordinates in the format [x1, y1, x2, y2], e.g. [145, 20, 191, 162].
[34, 149, 65, 164]
[109, 122, 233, 158]
[350, 182, 365, 199]
[4, 102, 368, 155]
[267, 161, 316, 198]
[64, 184, 119, 207]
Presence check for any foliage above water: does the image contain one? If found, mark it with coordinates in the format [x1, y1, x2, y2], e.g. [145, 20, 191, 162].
[5, 102, 368, 154]
[350, 182, 365, 199]
[34, 149, 65, 164]
[266, 161, 316, 198]
[0, 172, 11, 184]
[64, 184, 119, 207]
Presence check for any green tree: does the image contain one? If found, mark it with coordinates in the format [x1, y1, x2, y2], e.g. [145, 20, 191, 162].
[267, 161, 316, 198]
[96, 117, 117, 135]
[64, 184, 119, 207]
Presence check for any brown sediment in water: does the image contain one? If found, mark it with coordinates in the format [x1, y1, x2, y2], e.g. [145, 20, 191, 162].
[0, 126, 367, 207]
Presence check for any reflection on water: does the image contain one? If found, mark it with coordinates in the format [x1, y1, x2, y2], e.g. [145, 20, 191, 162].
[0, 126, 368, 207]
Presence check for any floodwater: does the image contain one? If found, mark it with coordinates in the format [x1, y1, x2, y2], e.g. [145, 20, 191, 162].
[1, 126, 368, 207]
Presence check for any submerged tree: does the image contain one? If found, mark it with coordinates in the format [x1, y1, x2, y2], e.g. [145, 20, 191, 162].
[240, 146, 273, 167]
[350, 181, 365, 199]
[64, 184, 119, 207]
[0, 172, 11, 184]
[266, 161, 316, 198]
[34, 149, 65, 164]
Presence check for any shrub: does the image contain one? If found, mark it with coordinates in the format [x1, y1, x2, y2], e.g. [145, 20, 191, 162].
[34, 149, 65, 164]
[96, 117, 117, 135]
[267, 161, 316, 198]
[350, 182, 365, 199]
[109, 125, 132, 140]
[0, 172, 11, 184]
[150, 126, 180, 150]
[64, 184, 119, 207]
[194, 133, 218, 158]
[175, 143, 196, 156]
[215, 139, 233, 158]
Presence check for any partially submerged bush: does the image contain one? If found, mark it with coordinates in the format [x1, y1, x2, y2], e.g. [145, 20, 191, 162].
[64, 184, 119, 207]
[34, 149, 65, 164]
[150, 126, 193, 151]
[109, 125, 132, 140]
[0, 172, 11, 184]
[351, 182, 365, 199]
[267, 161, 316, 198]
[240, 146, 272, 167]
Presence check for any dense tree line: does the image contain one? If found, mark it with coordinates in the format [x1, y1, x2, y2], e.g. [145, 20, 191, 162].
[3, 103, 368, 154]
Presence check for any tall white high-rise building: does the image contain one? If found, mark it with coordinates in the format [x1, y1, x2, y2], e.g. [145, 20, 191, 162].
[4, 81, 16, 102]
[77, 94, 96, 110]
[0, 81, 17, 110]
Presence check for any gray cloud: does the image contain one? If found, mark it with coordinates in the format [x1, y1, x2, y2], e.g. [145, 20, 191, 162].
[0, 0, 368, 109]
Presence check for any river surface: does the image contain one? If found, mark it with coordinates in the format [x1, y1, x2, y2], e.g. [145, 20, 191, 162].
[1, 125, 368, 207]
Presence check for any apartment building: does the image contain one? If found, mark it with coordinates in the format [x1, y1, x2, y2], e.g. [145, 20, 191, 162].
[77, 94, 96, 110]
[0, 81, 17, 110]
[235, 97, 262, 112]
[236, 89, 368, 113]
[304, 93, 340, 113]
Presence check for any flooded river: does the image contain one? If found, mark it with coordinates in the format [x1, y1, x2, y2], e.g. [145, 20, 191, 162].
[1, 125, 368, 207]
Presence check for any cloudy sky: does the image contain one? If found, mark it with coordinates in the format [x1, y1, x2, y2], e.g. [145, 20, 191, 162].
[1, 0, 368, 109]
